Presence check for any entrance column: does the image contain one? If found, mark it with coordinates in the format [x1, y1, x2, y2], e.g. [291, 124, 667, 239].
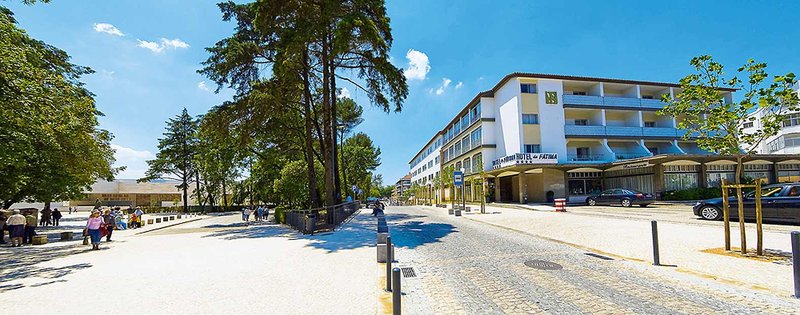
[493, 177, 501, 202]
[699, 163, 708, 188]
[518, 172, 528, 204]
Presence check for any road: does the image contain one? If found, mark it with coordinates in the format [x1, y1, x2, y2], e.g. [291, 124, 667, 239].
[386, 205, 800, 314]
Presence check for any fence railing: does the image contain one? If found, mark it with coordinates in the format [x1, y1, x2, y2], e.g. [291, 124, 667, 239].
[285, 201, 361, 234]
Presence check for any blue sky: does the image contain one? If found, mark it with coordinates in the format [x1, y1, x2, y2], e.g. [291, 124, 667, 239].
[5, 1, 800, 185]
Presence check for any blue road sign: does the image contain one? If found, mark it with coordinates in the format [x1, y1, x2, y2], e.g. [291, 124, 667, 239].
[453, 171, 464, 187]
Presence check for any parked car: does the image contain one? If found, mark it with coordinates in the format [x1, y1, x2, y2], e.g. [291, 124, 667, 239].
[693, 183, 800, 222]
[586, 189, 654, 207]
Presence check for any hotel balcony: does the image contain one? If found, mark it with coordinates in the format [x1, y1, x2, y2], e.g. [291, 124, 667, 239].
[563, 94, 669, 110]
[565, 125, 682, 138]
[567, 154, 606, 162]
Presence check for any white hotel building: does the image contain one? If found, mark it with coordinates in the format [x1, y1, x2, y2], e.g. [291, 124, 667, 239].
[408, 73, 800, 204]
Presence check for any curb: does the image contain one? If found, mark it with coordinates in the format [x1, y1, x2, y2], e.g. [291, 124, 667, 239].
[135, 217, 206, 235]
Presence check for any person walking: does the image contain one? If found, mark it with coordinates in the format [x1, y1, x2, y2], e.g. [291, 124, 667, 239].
[102, 209, 115, 242]
[52, 208, 62, 226]
[24, 211, 36, 245]
[256, 206, 264, 222]
[0, 212, 6, 244]
[40, 208, 51, 226]
[6, 210, 26, 247]
[241, 207, 248, 222]
[85, 210, 104, 250]
[134, 207, 144, 229]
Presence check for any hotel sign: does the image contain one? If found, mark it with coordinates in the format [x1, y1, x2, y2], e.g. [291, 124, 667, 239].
[491, 153, 558, 169]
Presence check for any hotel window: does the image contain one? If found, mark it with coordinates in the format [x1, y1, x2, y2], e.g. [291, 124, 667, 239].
[524, 144, 541, 153]
[454, 122, 461, 135]
[470, 127, 482, 148]
[461, 137, 470, 152]
[576, 147, 590, 158]
[455, 141, 462, 156]
[472, 154, 482, 173]
[470, 103, 481, 122]
[644, 121, 656, 128]
[575, 119, 589, 126]
[522, 114, 539, 124]
[520, 83, 537, 94]
[743, 122, 754, 128]
[434, 156, 439, 164]
[786, 135, 800, 148]
[463, 159, 471, 174]
[461, 115, 470, 130]
[784, 113, 800, 127]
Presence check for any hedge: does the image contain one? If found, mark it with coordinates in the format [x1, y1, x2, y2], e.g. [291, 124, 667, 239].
[662, 188, 722, 201]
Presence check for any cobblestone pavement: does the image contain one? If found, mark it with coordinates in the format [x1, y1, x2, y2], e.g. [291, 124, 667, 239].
[387, 206, 800, 314]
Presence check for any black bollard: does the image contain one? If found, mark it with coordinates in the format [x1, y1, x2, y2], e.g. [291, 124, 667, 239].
[651, 220, 660, 266]
[792, 231, 800, 298]
[387, 236, 393, 262]
[392, 267, 401, 315]
[386, 236, 393, 292]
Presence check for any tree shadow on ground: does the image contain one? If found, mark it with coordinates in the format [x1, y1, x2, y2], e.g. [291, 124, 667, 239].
[381, 212, 458, 250]
[198, 211, 457, 254]
[0, 244, 93, 291]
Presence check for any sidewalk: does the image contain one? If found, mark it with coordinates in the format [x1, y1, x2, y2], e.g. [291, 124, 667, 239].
[428, 204, 798, 298]
[0, 212, 378, 315]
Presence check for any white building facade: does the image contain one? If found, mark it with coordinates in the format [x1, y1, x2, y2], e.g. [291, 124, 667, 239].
[409, 73, 800, 204]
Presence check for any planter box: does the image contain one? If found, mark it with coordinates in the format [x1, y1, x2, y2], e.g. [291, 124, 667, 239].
[60, 232, 73, 241]
[155, 218, 162, 223]
[32, 235, 48, 245]
[147, 219, 154, 225]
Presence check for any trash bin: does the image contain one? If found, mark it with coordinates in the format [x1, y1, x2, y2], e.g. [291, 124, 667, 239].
[305, 214, 317, 234]
[546, 191, 555, 203]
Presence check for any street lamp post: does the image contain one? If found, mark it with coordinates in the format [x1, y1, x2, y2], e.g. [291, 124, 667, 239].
[460, 167, 466, 213]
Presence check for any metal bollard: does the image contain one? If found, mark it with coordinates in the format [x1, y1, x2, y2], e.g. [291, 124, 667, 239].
[792, 231, 800, 298]
[651, 220, 660, 266]
[386, 236, 393, 292]
[387, 237, 393, 262]
[392, 267, 401, 315]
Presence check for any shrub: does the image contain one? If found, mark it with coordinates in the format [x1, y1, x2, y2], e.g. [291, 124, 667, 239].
[274, 207, 287, 224]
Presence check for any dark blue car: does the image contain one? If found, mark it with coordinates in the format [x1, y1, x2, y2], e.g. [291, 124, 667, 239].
[586, 188, 654, 207]
[692, 183, 800, 223]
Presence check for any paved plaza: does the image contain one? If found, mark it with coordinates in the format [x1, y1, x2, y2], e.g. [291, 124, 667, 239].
[0, 212, 379, 315]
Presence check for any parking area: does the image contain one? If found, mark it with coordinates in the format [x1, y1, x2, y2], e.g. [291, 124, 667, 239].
[562, 203, 800, 233]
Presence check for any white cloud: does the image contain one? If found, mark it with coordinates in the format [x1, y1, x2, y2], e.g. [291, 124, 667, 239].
[455, 81, 463, 89]
[137, 38, 190, 53]
[94, 23, 124, 36]
[198, 81, 210, 92]
[100, 69, 115, 78]
[434, 78, 452, 96]
[337, 87, 351, 99]
[111, 144, 155, 179]
[161, 38, 190, 49]
[403, 49, 430, 81]
[137, 39, 163, 53]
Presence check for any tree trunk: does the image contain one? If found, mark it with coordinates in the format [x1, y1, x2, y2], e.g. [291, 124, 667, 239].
[321, 35, 336, 209]
[302, 51, 323, 208]
[735, 155, 746, 254]
[222, 180, 228, 208]
[196, 172, 203, 208]
[331, 56, 340, 202]
[182, 183, 188, 214]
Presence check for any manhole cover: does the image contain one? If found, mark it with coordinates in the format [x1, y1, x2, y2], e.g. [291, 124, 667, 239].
[524, 260, 563, 270]
[401, 267, 417, 278]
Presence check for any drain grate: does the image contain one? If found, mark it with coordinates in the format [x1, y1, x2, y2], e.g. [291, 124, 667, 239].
[401, 267, 417, 278]
[523, 260, 563, 270]
[584, 252, 614, 261]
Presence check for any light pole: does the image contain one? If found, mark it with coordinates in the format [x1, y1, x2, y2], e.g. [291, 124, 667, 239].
[460, 167, 466, 212]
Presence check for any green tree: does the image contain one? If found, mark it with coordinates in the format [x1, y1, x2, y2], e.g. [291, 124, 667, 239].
[139, 108, 200, 213]
[341, 132, 381, 197]
[273, 159, 324, 209]
[660, 55, 799, 254]
[0, 7, 118, 208]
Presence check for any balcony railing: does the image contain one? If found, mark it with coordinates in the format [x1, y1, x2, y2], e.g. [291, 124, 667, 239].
[563, 94, 668, 109]
[614, 153, 651, 160]
[565, 125, 682, 138]
[567, 154, 606, 162]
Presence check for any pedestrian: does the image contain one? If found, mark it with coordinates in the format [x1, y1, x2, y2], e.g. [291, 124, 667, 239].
[256, 206, 264, 222]
[24, 211, 37, 245]
[85, 210, 104, 250]
[68, 206, 73, 214]
[102, 209, 115, 242]
[134, 207, 144, 229]
[6, 210, 26, 247]
[40, 208, 52, 226]
[241, 207, 248, 221]
[52, 208, 62, 226]
[0, 212, 6, 244]
[264, 206, 270, 222]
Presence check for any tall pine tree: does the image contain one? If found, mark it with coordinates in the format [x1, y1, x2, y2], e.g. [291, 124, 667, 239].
[139, 108, 199, 213]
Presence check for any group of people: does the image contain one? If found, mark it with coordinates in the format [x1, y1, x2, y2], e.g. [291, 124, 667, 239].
[241, 205, 270, 222]
[84, 208, 122, 250]
[1, 210, 36, 247]
[38, 208, 63, 227]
